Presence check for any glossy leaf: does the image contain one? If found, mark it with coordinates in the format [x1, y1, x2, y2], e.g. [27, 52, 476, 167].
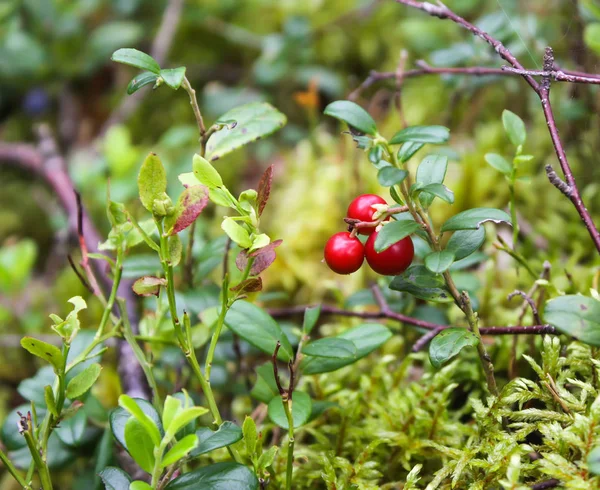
[221, 218, 252, 249]
[374, 220, 421, 252]
[250, 363, 281, 404]
[66, 362, 102, 399]
[301, 323, 392, 374]
[424, 251, 455, 273]
[267, 392, 312, 429]
[127, 72, 158, 95]
[390, 125, 449, 144]
[118, 395, 162, 447]
[441, 208, 511, 232]
[397, 141, 424, 162]
[165, 407, 209, 442]
[485, 153, 512, 175]
[160, 67, 186, 89]
[138, 153, 167, 213]
[242, 416, 257, 456]
[445, 228, 486, 261]
[162, 396, 182, 433]
[545, 295, 600, 346]
[130, 482, 153, 490]
[323, 100, 377, 135]
[124, 417, 155, 473]
[205, 102, 287, 161]
[192, 154, 223, 189]
[502, 109, 526, 146]
[165, 462, 258, 490]
[20, 337, 64, 373]
[389, 265, 452, 303]
[111, 48, 160, 74]
[429, 328, 479, 368]
[378, 167, 408, 187]
[302, 305, 321, 334]
[225, 301, 293, 361]
[191, 421, 243, 457]
[165, 185, 209, 235]
[302, 338, 357, 359]
[411, 182, 454, 204]
[161, 434, 198, 468]
[99, 467, 132, 490]
[415, 155, 448, 207]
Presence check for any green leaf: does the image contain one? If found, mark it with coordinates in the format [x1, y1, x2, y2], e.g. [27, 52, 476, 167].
[250, 363, 281, 404]
[323, 100, 377, 135]
[415, 155, 448, 207]
[138, 153, 167, 213]
[205, 102, 287, 161]
[130, 482, 153, 490]
[50, 296, 87, 341]
[545, 295, 600, 346]
[160, 67, 186, 90]
[441, 208, 512, 232]
[242, 416, 257, 456]
[164, 185, 209, 235]
[44, 386, 58, 418]
[132, 276, 166, 297]
[378, 167, 408, 187]
[374, 220, 421, 252]
[162, 396, 182, 434]
[302, 338, 357, 359]
[118, 395, 162, 446]
[221, 218, 252, 249]
[429, 328, 479, 368]
[192, 154, 223, 189]
[267, 392, 312, 429]
[224, 301, 293, 361]
[66, 363, 102, 399]
[127, 72, 158, 95]
[411, 182, 454, 204]
[178, 172, 201, 188]
[446, 228, 485, 261]
[389, 265, 452, 303]
[301, 323, 392, 374]
[165, 462, 258, 490]
[390, 125, 450, 144]
[161, 434, 198, 468]
[397, 141, 424, 162]
[168, 235, 182, 267]
[484, 153, 512, 175]
[502, 110, 526, 146]
[165, 407, 209, 442]
[124, 417, 155, 473]
[424, 251, 455, 273]
[111, 48, 161, 74]
[302, 305, 321, 334]
[99, 467, 132, 490]
[191, 421, 243, 457]
[257, 446, 279, 472]
[588, 446, 600, 475]
[109, 399, 162, 455]
[55, 409, 87, 447]
[20, 337, 64, 374]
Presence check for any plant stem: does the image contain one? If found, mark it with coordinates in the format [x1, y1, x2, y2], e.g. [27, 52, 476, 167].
[150, 442, 167, 489]
[384, 139, 499, 396]
[0, 447, 28, 487]
[283, 399, 295, 490]
[23, 429, 52, 490]
[181, 76, 207, 149]
[508, 180, 518, 251]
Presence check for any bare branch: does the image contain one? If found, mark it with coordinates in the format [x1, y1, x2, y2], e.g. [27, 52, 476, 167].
[508, 290, 542, 325]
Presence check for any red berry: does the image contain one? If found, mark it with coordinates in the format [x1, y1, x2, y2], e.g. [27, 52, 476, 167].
[324, 232, 365, 275]
[365, 231, 414, 276]
[347, 194, 388, 235]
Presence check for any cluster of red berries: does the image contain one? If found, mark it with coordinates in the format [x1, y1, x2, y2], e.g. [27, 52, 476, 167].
[324, 194, 414, 276]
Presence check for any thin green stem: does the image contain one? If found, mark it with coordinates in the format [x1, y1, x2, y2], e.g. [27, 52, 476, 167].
[205, 284, 229, 382]
[283, 399, 295, 490]
[508, 181, 519, 250]
[150, 442, 167, 488]
[0, 447, 28, 487]
[23, 429, 52, 490]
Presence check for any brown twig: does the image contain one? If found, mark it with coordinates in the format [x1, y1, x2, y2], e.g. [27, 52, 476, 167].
[66, 254, 94, 294]
[502, 65, 600, 84]
[411, 325, 446, 352]
[393, 0, 600, 254]
[508, 290, 541, 325]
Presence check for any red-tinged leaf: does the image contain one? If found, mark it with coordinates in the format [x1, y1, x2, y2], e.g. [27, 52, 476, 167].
[257, 165, 273, 216]
[230, 277, 263, 293]
[236, 240, 282, 275]
[248, 239, 283, 258]
[132, 276, 167, 297]
[167, 186, 209, 235]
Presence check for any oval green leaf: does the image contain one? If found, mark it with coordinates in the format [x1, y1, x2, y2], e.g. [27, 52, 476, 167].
[323, 100, 377, 135]
[165, 462, 258, 490]
[191, 421, 243, 457]
[193, 154, 223, 189]
[429, 327, 479, 368]
[389, 265, 452, 303]
[424, 250, 455, 273]
[374, 220, 421, 253]
[390, 125, 450, 144]
[127, 72, 158, 95]
[267, 392, 312, 429]
[302, 338, 357, 359]
[545, 295, 600, 346]
[124, 417, 155, 473]
[224, 301, 293, 361]
[99, 467, 132, 490]
[378, 167, 408, 187]
[441, 208, 512, 232]
[445, 228, 486, 261]
[398, 141, 424, 162]
[20, 337, 64, 374]
[502, 110, 526, 146]
[160, 67, 186, 90]
[484, 153, 512, 175]
[66, 362, 102, 399]
[138, 153, 167, 212]
[415, 154, 449, 207]
[111, 48, 161, 74]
